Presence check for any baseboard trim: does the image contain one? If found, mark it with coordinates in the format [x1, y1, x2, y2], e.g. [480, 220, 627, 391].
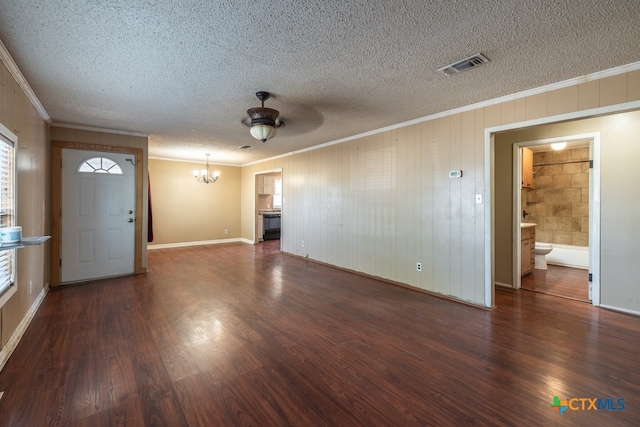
[147, 238, 247, 250]
[0, 283, 50, 372]
[600, 304, 640, 317]
[495, 282, 513, 288]
[282, 252, 494, 310]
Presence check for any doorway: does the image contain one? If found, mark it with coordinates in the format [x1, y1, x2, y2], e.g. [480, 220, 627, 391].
[51, 141, 145, 286]
[254, 169, 283, 246]
[60, 149, 136, 283]
[513, 133, 600, 304]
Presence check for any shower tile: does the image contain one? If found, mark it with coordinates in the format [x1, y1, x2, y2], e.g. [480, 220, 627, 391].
[552, 202, 572, 217]
[562, 188, 582, 203]
[571, 147, 589, 160]
[572, 202, 589, 217]
[553, 231, 572, 245]
[573, 232, 589, 246]
[562, 162, 582, 174]
[553, 174, 572, 189]
[572, 173, 589, 188]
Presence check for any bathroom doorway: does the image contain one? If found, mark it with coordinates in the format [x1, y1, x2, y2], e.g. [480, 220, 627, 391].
[514, 133, 600, 303]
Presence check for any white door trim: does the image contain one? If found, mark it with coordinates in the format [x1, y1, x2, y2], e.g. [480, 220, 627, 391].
[253, 168, 283, 245]
[512, 133, 600, 305]
[484, 99, 640, 308]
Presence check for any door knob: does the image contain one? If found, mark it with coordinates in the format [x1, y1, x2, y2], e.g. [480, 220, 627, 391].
[128, 218, 134, 223]
[128, 210, 134, 214]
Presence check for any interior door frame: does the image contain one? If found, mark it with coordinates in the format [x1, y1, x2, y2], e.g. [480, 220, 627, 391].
[51, 140, 145, 286]
[485, 100, 640, 308]
[512, 133, 600, 305]
[253, 168, 283, 245]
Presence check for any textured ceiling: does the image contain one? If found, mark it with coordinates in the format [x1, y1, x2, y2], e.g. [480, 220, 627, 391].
[0, 0, 639, 165]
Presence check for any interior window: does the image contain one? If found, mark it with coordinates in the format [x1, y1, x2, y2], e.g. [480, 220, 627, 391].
[78, 157, 123, 174]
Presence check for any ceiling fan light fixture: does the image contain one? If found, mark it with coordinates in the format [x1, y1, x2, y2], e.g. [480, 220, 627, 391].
[246, 91, 284, 143]
[250, 124, 277, 143]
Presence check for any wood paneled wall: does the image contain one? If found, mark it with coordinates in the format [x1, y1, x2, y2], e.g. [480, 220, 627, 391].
[242, 69, 640, 310]
[0, 61, 50, 348]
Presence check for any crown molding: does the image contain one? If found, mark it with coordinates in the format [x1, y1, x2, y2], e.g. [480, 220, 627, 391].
[0, 38, 51, 124]
[52, 122, 149, 138]
[148, 155, 238, 167]
[243, 60, 640, 167]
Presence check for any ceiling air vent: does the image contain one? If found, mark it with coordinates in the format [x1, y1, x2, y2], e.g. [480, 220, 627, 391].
[239, 145, 252, 149]
[436, 53, 490, 76]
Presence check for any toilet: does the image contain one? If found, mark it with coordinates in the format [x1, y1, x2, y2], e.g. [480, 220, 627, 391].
[534, 243, 553, 270]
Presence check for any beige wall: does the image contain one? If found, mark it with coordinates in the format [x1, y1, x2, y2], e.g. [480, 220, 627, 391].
[147, 159, 241, 245]
[242, 69, 640, 310]
[0, 61, 51, 348]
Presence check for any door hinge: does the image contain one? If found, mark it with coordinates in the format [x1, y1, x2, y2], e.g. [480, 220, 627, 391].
[59, 259, 62, 266]
[589, 160, 594, 169]
[588, 273, 593, 282]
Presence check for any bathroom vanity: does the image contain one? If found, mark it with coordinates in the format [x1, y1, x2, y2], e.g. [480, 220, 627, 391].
[521, 223, 536, 276]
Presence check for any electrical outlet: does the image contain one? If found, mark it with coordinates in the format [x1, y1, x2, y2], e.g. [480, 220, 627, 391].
[416, 262, 422, 272]
[224, 229, 228, 234]
[301, 240, 305, 247]
[475, 194, 483, 204]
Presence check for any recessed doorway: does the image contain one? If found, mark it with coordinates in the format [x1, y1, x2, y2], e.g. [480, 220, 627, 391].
[514, 133, 600, 304]
[254, 169, 283, 246]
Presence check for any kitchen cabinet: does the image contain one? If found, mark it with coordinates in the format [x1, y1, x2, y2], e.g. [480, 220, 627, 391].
[521, 147, 534, 189]
[521, 225, 535, 276]
[258, 176, 275, 195]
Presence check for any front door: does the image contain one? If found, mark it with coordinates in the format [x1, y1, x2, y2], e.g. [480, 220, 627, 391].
[61, 149, 136, 283]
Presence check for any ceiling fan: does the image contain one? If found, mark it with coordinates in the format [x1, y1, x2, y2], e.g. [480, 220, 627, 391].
[243, 91, 285, 143]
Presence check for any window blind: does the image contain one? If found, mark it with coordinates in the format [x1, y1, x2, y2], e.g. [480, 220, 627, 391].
[0, 136, 15, 294]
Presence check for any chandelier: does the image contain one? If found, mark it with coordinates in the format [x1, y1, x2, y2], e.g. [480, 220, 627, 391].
[193, 154, 220, 184]
[246, 91, 284, 143]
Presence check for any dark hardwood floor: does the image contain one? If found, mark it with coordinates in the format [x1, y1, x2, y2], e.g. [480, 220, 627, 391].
[521, 264, 590, 302]
[0, 241, 639, 426]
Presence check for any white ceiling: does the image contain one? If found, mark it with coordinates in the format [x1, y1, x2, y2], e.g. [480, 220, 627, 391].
[1, 0, 639, 165]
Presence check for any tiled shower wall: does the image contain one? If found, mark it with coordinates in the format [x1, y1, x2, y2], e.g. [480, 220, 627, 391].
[525, 147, 590, 246]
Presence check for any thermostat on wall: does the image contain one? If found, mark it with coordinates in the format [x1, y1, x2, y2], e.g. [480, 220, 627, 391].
[449, 170, 463, 178]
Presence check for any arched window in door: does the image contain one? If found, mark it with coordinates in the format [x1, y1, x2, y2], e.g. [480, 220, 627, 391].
[77, 157, 123, 174]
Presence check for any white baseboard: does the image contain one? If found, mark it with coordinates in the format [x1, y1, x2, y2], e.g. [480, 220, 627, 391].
[147, 238, 247, 250]
[599, 304, 640, 317]
[0, 283, 49, 372]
